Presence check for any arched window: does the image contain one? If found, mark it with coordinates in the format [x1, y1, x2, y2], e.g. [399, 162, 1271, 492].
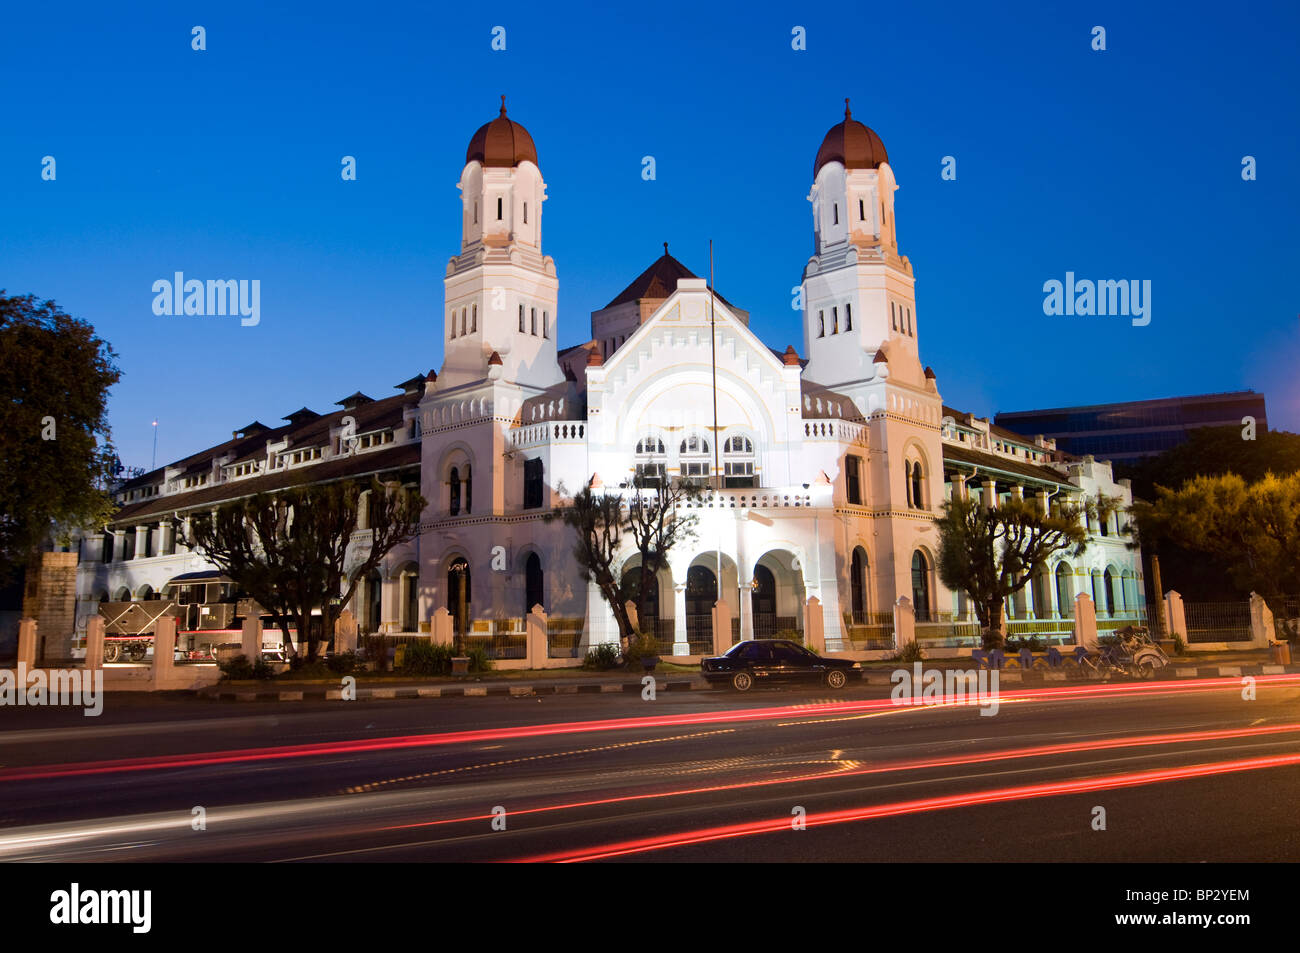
[524, 552, 544, 615]
[403, 570, 419, 632]
[910, 459, 925, 509]
[850, 547, 868, 621]
[911, 551, 931, 622]
[464, 464, 472, 514]
[530, 308, 537, 335]
[1055, 563, 1073, 618]
[818, 313, 825, 338]
[471, 304, 477, 332]
[832, 306, 839, 334]
[1103, 569, 1116, 616]
[635, 435, 667, 485]
[904, 460, 913, 507]
[364, 569, 382, 635]
[542, 312, 549, 339]
[845, 302, 852, 331]
[679, 433, 710, 478]
[518, 304, 526, 332]
[723, 435, 755, 488]
[496, 196, 503, 220]
[449, 466, 461, 516]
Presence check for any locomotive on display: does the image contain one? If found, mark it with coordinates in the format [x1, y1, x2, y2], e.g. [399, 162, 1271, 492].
[96, 570, 290, 662]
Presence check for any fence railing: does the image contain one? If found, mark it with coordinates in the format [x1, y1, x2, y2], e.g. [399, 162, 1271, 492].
[1184, 602, 1252, 643]
[915, 621, 983, 648]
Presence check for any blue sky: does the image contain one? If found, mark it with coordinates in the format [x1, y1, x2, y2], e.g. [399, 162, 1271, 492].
[3, 0, 1298, 469]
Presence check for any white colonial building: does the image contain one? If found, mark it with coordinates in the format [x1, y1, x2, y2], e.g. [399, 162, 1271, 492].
[68, 99, 1145, 660]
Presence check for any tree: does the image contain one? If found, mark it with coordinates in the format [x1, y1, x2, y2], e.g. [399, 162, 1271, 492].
[546, 483, 636, 643]
[1132, 472, 1300, 636]
[624, 475, 703, 639]
[1119, 425, 1300, 602]
[189, 477, 424, 662]
[936, 492, 1112, 646]
[0, 292, 121, 583]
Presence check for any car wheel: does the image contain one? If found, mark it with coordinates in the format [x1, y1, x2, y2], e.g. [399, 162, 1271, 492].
[825, 669, 848, 689]
[1136, 658, 1158, 680]
[103, 643, 120, 663]
[731, 671, 754, 692]
[128, 644, 147, 662]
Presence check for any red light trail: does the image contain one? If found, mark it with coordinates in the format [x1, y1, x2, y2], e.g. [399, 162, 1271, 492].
[1, 674, 1295, 783]
[514, 750, 1300, 862]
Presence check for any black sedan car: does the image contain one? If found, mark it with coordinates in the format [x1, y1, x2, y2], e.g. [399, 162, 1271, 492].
[701, 639, 862, 691]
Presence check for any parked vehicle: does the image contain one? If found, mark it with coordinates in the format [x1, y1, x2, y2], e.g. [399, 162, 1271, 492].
[1086, 626, 1169, 679]
[702, 639, 862, 691]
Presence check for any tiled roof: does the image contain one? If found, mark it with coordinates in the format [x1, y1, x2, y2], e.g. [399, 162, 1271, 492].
[108, 441, 420, 527]
[604, 249, 737, 311]
[941, 443, 1072, 487]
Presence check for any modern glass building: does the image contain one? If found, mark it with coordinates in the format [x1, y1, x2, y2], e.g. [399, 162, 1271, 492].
[993, 391, 1267, 464]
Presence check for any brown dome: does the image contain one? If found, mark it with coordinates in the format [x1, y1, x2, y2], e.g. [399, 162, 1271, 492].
[466, 96, 539, 170]
[814, 98, 888, 176]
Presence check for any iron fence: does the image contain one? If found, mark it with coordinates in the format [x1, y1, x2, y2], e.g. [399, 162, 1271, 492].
[914, 621, 982, 648]
[1184, 601, 1252, 643]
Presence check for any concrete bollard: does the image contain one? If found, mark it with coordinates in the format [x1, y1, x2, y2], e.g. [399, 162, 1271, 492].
[241, 615, 262, 661]
[16, 618, 37, 669]
[805, 596, 826, 654]
[526, 605, 547, 668]
[84, 616, 105, 669]
[152, 616, 177, 687]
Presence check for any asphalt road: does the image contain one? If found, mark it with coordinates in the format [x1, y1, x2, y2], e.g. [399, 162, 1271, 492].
[2, 676, 1298, 862]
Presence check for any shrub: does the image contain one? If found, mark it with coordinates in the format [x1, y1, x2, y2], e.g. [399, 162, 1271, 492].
[327, 650, 360, 675]
[980, 628, 1006, 650]
[286, 660, 331, 679]
[583, 642, 623, 670]
[402, 641, 452, 676]
[218, 654, 256, 681]
[622, 633, 661, 669]
[775, 628, 804, 644]
[892, 640, 925, 664]
[466, 645, 493, 673]
[364, 633, 390, 673]
[1173, 634, 1187, 655]
[252, 657, 277, 679]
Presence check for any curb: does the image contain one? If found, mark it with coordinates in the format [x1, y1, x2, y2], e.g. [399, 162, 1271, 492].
[205, 663, 1300, 703]
[208, 677, 710, 702]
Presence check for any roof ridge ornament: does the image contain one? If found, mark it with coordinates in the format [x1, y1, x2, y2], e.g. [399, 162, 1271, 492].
[500, 94, 507, 116]
[845, 97, 851, 119]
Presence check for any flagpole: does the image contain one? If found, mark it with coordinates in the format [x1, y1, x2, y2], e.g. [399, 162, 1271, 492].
[708, 241, 722, 603]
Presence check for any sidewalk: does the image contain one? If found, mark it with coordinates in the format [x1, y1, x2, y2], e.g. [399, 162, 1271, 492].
[202, 652, 1300, 702]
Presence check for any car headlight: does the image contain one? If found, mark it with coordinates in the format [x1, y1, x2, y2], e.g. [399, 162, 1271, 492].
[851, 662, 861, 669]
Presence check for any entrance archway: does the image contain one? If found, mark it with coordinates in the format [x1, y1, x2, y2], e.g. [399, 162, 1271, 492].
[524, 552, 544, 615]
[911, 551, 932, 623]
[751, 565, 777, 637]
[685, 565, 717, 644]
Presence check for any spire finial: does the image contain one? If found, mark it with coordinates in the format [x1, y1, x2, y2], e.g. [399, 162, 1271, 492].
[663, 241, 669, 256]
[844, 97, 851, 119]
[500, 94, 507, 116]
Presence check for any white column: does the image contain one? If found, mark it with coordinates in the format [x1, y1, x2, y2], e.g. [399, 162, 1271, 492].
[673, 582, 688, 654]
[739, 581, 754, 640]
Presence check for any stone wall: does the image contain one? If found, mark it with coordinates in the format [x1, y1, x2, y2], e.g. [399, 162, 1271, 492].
[22, 552, 79, 662]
